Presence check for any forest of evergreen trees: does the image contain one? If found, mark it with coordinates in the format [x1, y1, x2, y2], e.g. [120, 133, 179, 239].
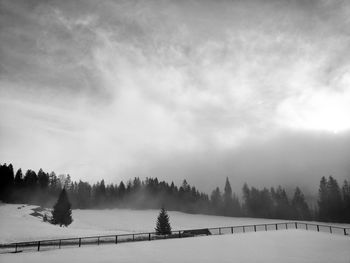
[0, 163, 349, 223]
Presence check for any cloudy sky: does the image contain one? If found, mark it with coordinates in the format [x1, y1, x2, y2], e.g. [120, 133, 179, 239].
[1, 0, 350, 194]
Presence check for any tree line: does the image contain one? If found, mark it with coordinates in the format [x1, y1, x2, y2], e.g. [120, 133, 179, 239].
[0, 163, 349, 223]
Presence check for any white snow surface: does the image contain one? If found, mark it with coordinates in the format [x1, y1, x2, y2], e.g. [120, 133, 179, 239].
[1, 230, 349, 263]
[0, 204, 349, 262]
[0, 204, 291, 243]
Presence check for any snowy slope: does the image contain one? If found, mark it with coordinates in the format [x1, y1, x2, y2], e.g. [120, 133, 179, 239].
[1, 230, 349, 263]
[0, 203, 348, 244]
[72, 208, 290, 233]
[0, 204, 290, 243]
[0, 204, 126, 243]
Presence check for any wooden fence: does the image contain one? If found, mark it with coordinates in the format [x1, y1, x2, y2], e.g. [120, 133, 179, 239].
[0, 221, 348, 254]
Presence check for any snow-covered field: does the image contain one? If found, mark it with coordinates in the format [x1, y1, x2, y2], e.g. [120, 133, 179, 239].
[0, 203, 349, 262]
[0, 204, 291, 243]
[1, 230, 349, 263]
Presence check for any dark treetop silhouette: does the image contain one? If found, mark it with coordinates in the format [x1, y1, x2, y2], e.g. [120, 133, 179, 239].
[0, 163, 349, 223]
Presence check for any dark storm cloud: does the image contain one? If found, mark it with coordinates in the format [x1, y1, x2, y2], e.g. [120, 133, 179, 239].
[134, 130, 350, 195]
[0, 0, 104, 100]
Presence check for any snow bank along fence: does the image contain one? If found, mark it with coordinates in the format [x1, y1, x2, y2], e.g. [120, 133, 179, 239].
[0, 221, 349, 254]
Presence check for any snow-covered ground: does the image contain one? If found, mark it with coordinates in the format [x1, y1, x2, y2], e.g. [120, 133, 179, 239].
[1, 230, 349, 263]
[0, 204, 291, 243]
[1, 203, 349, 244]
[0, 203, 349, 262]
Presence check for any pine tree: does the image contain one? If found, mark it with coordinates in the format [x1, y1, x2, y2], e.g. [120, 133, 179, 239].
[52, 188, 73, 227]
[272, 186, 291, 219]
[24, 170, 38, 190]
[0, 163, 14, 202]
[342, 180, 350, 222]
[210, 187, 222, 214]
[77, 180, 92, 209]
[327, 176, 343, 221]
[155, 207, 171, 235]
[38, 169, 49, 189]
[118, 181, 126, 200]
[318, 176, 343, 222]
[14, 169, 23, 188]
[223, 177, 240, 216]
[318, 176, 328, 220]
[292, 187, 311, 220]
[223, 178, 233, 212]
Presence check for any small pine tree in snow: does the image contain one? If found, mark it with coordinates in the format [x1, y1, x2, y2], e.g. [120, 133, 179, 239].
[155, 207, 171, 235]
[52, 188, 73, 227]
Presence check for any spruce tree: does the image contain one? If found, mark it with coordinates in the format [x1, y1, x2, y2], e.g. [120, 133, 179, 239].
[327, 176, 343, 221]
[223, 177, 233, 215]
[0, 163, 14, 202]
[342, 180, 350, 222]
[318, 176, 328, 220]
[292, 187, 311, 220]
[52, 188, 73, 227]
[14, 169, 23, 188]
[155, 207, 171, 235]
[210, 187, 222, 214]
[272, 186, 291, 219]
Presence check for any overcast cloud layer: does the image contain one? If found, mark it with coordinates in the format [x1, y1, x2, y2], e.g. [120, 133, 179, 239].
[1, 0, 350, 194]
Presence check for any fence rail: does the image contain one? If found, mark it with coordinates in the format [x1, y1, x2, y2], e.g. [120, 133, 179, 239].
[1, 221, 349, 254]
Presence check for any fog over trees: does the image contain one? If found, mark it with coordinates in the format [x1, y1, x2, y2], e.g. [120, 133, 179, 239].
[0, 163, 349, 223]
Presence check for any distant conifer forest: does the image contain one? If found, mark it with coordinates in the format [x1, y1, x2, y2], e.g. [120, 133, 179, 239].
[0, 163, 349, 223]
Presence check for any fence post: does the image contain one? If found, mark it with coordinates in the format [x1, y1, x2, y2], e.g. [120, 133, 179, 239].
[285, 223, 288, 229]
[275, 224, 278, 230]
[37, 241, 40, 251]
[115, 235, 118, 244]
[231, 227, 233, 234]
[317, 225, 319, 232]
[59, 240, 61, 249]
[97, 237, 100, 245]
[149, 233, 151, 241]
[178, 231, 181, 238]
[305, 223, 308, 230]
[254, 225, 256, 232]
[329, 226, 332, 234]
[295, 222, 297, 229]
[265, 224, 267, 231]
[344, 229, 347, 236]
[79, 238, 81, 247]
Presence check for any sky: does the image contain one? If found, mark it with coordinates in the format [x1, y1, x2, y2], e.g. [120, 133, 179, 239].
[1, 0, 350, 194]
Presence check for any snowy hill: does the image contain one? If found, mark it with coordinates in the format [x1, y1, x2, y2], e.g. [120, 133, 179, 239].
[0, 203, 290, 243]
[0, 203, 349, 262]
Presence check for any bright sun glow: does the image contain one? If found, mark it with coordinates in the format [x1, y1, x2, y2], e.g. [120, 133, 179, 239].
[279, 88, 350, 134]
